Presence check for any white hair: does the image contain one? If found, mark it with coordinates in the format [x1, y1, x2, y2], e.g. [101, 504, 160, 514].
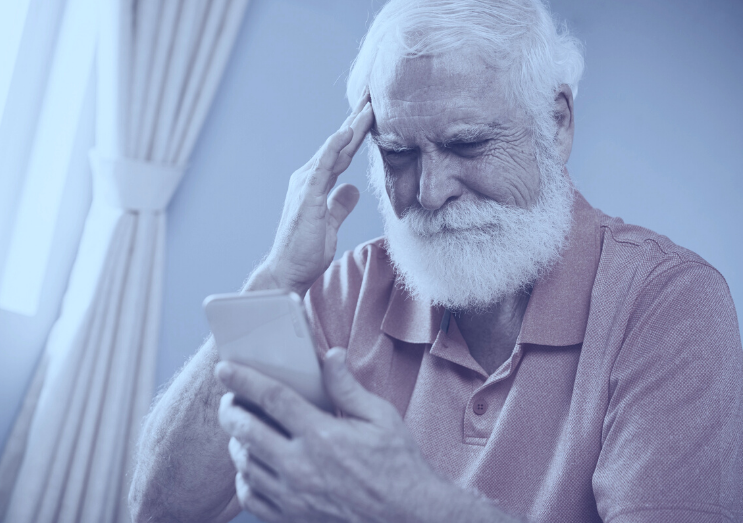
[346, 0, 584, 138]
[351, 0, 582, 310]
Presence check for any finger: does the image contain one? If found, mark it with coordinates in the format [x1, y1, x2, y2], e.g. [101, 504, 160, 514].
[228, 436, 249, 474]
[339, 86, 370, 129]
[244, 456, 287, 505]
[352, 85, 371, 115]
[322, 348, 399, 425]
[217, 361, 327, 436]
[334, 101, 374, 175]
[229, 436, 281, 484]
[305, 127, 354, 192]
[219, 392, 292, 466]
[327, 183, 360, 232]
[301, 92, 371, 194]
[236, 473, 282, 522]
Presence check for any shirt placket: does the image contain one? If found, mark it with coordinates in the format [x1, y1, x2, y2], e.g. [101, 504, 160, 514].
[431, 312, 525, 445]
[463, 344, 524, 444]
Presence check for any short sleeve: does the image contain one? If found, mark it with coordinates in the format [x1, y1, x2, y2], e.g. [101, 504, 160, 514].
[304, 239, 388, 360]
[592, 262, 743, 523]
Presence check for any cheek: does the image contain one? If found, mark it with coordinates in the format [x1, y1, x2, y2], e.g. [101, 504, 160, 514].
[383, 161, 420, 218]
[472, 144, 541, 207]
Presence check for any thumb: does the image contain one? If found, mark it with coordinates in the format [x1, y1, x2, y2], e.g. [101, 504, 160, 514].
[327, 184, 360, 232]
[323, 347, 394, 424]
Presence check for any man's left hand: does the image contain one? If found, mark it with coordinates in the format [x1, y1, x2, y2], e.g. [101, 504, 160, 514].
[216, 347, 446, 523]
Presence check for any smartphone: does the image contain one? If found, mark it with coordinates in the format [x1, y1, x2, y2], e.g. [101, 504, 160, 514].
[203, 290, 334, 430]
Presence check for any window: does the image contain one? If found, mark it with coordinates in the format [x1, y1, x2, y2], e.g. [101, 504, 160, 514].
[0, 0, 98, 316]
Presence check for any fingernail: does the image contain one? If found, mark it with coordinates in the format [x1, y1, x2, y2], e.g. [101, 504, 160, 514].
[327, 347, 347, 364]
[216, 361, 233, 382]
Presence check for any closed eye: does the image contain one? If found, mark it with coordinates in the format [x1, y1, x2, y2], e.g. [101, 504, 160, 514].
[380, 147, 416, 165]
[446, 140, 489, 151]
[443, 139, 491, 158]
[381, 146, 415, 155]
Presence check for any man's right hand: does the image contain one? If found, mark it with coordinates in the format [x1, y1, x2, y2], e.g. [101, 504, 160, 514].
[255, 92, 374, 297]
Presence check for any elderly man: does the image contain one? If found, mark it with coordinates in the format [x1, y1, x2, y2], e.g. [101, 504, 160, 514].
[129, 1, 743, 522]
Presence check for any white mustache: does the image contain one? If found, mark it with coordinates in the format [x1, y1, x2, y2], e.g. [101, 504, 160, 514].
[401, 197, 517, 236]
[372, 142, 575, 311]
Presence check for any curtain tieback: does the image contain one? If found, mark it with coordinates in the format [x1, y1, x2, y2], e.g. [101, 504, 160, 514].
[89, 150, 186, 212]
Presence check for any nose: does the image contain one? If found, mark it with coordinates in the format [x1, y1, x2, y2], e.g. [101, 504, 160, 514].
[417, 151, 463, 211]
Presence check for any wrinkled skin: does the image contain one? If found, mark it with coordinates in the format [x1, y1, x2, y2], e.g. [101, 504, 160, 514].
[368, 51, 572, 216]
[370, 50, 574, 373]
[130, 47, 571, 523]
[217, 349, 469, 523]
[217, 50, 573, 521]
[263, 92, 374, 299]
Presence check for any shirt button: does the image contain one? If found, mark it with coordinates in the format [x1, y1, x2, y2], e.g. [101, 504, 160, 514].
[473, 399, 488, 415]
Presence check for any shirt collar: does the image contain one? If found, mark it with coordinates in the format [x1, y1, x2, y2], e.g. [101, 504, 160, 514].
[517, 189, 601, 346]
[381, 282, 444, 345]
[380, 189, 601, 347]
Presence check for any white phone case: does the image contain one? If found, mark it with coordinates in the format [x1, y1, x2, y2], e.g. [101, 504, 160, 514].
[203, 290, 333, 413]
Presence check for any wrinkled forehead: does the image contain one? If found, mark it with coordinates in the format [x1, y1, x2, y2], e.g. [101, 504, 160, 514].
[370, 48, 493, 104]
[368, 49, 521, 137]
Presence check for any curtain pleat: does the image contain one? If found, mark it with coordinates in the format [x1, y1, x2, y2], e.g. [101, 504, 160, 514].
[127, 0, 161, 154]
[84, 215, 159, 523]
[1, 1, 249, 521]
[150, 1, 207, 160]
[115, 214, 166, 523]
[49, 215, 136, 523]
[175, 0, 245, 164]
[135, 1, 181, 160]
[0, 352, 48, 520]
[5, 206, 131, 521]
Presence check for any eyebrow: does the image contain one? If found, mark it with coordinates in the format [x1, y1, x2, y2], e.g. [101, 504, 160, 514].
[370, 122, 505, 151]
[369, 132, 414, 152]
[443, 123, 505, 145]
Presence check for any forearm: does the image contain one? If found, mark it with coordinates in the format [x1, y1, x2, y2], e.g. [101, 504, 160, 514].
[129, 337, 238, 523]
[408, 475, 524, 523]
[129, 266, 281, 523]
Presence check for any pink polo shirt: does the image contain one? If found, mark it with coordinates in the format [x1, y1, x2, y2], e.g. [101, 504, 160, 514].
[305, 191, 743, 523]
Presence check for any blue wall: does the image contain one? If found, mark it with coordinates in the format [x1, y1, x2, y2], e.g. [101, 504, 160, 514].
[164, 0, 742, 391]
[0, 1, 740, 522]
[166, 2, 742, 519]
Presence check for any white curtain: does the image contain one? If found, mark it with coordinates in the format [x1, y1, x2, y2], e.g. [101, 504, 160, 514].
[0, 1, 248, 521]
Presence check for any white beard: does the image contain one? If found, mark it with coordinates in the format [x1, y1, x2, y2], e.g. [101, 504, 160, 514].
[370, 137, 575, 312]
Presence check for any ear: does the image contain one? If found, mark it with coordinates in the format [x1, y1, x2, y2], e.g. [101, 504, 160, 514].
[553, 84, 574, 165]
